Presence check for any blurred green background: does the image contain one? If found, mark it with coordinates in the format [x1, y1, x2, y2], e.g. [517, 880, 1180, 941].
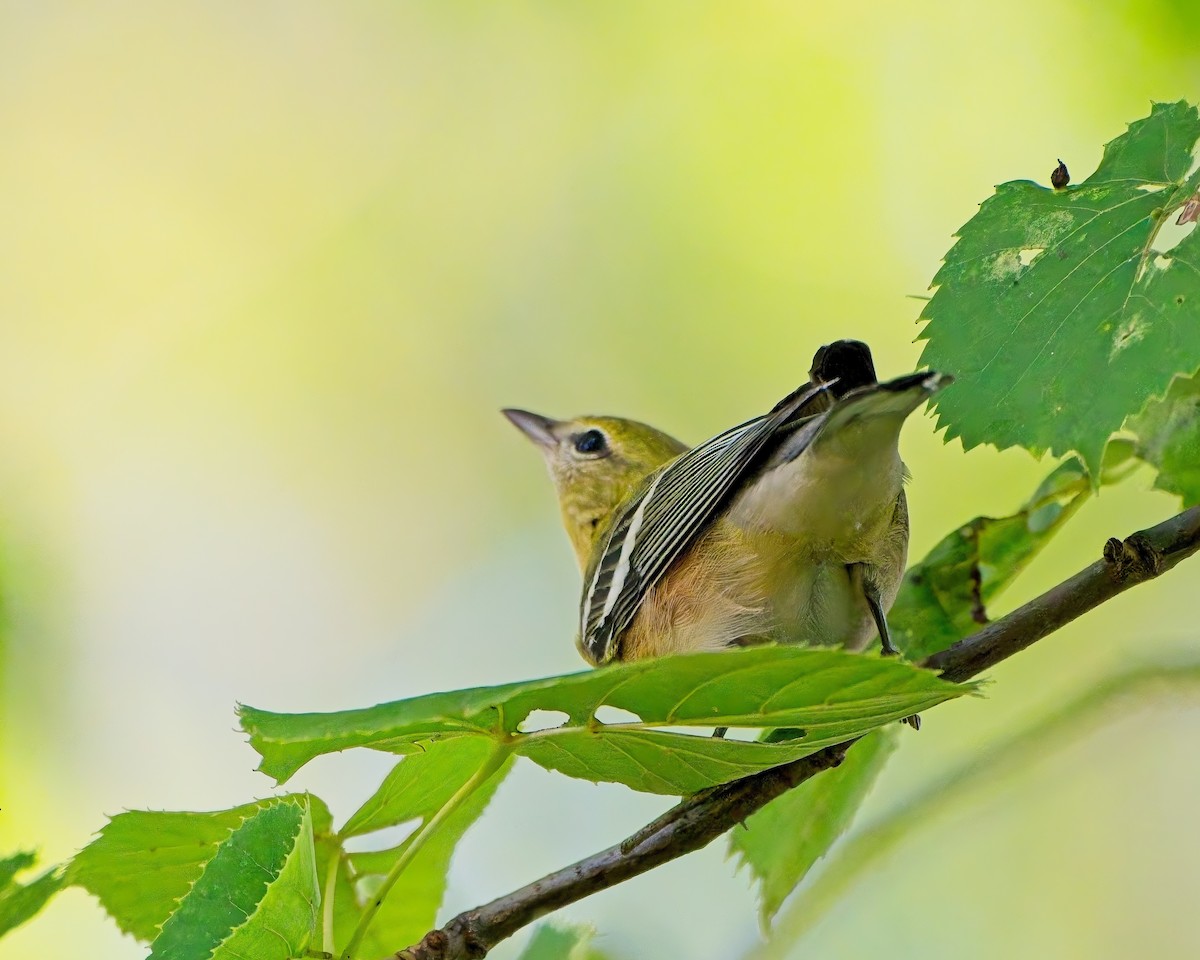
[2, 3, 1198, 958]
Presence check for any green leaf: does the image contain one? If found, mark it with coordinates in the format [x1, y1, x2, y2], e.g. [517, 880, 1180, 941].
[309, 795, 362, 956]
[919, 100, 1200, 474]
[891, 457, 1089, 659]
[69, 800, 281, 941]
[341, 737, 499, 838]
[1127, 371, 1200, 504]
[333, 753, 512, 957]
[240, 647, 973, 795]
[0, 851, 64, 940]
[70, 802, 265, 941]
[148, 797, 317, 960]
[517, 923, 613, 960]
[0, 852, 36, 891]
[313, 832, 358, 957]
[729, 727, 898, 927]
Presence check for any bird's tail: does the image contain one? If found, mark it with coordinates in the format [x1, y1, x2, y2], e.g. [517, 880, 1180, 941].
[766, 368, 951, 468]
[819, 370, 953, 437]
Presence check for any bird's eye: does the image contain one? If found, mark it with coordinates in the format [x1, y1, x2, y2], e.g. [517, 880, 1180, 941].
[573, 429, 607, 455]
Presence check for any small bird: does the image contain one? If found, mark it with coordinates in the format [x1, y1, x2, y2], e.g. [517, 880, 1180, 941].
[504, 341, 950, 671]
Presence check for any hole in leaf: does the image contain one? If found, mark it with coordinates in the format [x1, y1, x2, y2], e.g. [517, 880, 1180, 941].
[1137, 182, 1169, 193]
[1186, 145, 1200, 181]
[762, 727, 808, 743]
[638, 725, 783, 741]
[647, 724, 720, 738]
[1154, 215, 1196, 255]
[593, 705, 642, 726]
[1017, 247, 1044, 266]
[517, 709, 570, 733]
[718, 727, 763, 742]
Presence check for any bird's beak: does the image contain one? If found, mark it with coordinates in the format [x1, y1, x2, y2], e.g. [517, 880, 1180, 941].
[502, 408, 560, 449]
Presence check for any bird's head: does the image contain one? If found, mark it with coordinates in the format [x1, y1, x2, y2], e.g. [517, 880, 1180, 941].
[503, 409, 687, 569]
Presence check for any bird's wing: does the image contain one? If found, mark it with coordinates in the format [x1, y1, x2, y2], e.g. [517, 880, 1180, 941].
[579, 380, 833, 663]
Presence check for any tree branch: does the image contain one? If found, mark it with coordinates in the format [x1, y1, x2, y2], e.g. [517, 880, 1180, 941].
[924, 506, 1200, 681]
[395, 506, 1200, 960]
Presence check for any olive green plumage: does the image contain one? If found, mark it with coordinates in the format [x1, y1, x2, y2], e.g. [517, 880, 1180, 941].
[505, 340, 950, 667]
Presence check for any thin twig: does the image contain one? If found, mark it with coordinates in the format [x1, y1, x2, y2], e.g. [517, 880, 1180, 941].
[394, 507, 1200, 960]
[923, 507, 1200, 681]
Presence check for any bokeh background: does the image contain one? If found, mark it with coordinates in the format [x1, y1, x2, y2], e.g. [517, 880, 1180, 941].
[2, 3, 1198, 958]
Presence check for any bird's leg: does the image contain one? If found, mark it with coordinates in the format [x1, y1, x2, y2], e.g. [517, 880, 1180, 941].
[848, 563, 898, 656]
[867, 589, 899, 657]
[849, 563, 919, 729]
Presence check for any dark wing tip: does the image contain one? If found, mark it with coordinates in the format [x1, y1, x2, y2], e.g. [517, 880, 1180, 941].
[576, 629, 607, 666]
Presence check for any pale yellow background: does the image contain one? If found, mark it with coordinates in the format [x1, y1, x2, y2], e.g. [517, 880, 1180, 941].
[1, 3, 1198, 958]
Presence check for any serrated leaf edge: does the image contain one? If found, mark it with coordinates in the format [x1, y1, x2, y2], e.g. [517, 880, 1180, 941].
[147, 797, 312, 960]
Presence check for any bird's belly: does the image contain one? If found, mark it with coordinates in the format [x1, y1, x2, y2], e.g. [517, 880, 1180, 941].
[616, 520, 879, 660]
[618, 523, 773, 660]
[766, 555, 876, 650]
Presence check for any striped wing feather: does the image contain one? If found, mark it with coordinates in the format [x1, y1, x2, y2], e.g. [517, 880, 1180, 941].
[581, 381, 832, 661]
